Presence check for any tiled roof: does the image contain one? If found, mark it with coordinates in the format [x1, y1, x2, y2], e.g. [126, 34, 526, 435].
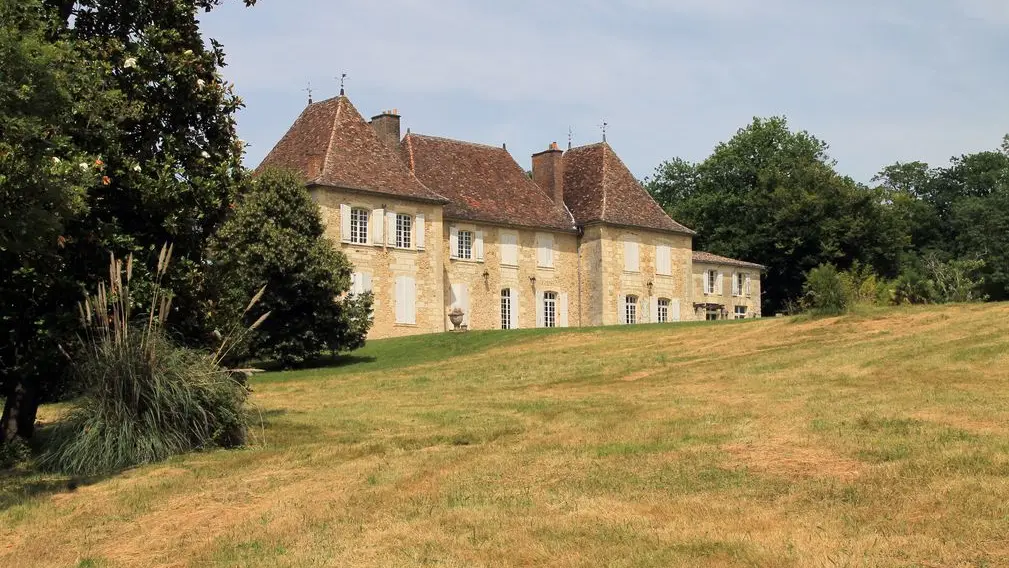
[258, 96, 446, 203]
[693, 251, 765, 270]
[403, 134, 577, 232]
[562, 143, 695, 235]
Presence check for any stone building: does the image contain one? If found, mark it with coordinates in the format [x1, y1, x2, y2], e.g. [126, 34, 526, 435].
[259, 95, 764, 338]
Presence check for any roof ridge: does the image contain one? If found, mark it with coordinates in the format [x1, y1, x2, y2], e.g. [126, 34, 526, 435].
[405, 133, 416, 173]
[599, 144, 609, 221]
[409, 133, 507, 151]
[319, 96, 344, 182]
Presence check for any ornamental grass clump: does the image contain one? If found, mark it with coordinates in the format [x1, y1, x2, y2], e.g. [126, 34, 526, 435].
[40, 245, 268, 476]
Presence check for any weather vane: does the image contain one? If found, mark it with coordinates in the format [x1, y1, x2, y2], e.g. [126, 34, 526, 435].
[338, 73, 347, 96]
[568, 126, 573, 150]
[600, 121, 608, 143]
[304, 81, 313, 105]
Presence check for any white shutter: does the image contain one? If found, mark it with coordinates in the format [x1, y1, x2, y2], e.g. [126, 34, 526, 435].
[619, 295, 627, 325]
[745, 274, 752, 296]
[372, 208, 385, 245]
[361, 273, 372, 293]
[535, 291, 545, 328]
[475, 230, 484, 261]
[405, 276, 416, 324]
[395, 278, 407, 324]
[501, 232, 518, 265]
[536, 235, 546, 267]
[716, 272, 724, 295]
[624, 241, 639, 272]
[545, 235, 554, 267]
[649, 296, 659, 323]
[536, 234, 554, 268]
[510, 288, 520, 329]
[558, 292, 569, 327]
[731, 273, 739, 296]
[415, 214, 425, 249]
[671, 299, 681, 322]
[340, 204, 351, 242]
[657, 245, 671, 276]
[350, 272, 361, 295]
[449, 226, 458, 259]
[386, 211, 397, 246]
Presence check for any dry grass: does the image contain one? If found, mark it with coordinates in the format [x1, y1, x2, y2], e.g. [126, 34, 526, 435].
[4, 303, 1009, 567]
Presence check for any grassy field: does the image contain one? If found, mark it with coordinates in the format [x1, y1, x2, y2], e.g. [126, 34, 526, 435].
[3, 304, 1009, 567]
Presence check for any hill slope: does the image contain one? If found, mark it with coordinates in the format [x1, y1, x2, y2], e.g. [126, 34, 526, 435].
[4, 304, 1009, 567]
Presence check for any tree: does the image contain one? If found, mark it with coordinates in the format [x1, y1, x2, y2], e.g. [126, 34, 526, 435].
[207, 169, 373, 367]
[2, 0, 254, 447]
[646, 116, 904, 313]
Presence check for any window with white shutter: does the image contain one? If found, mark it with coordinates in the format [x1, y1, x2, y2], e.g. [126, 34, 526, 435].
[349, 208, 369, 244]
[500, 231, 518, 266]
[656, 298, 670, 323]
[624, 240, 639, 273]
[536, 233, 554, 268]
[624, 295, 638, 324]
[372, 208, 385, 245]
[500, 289, 512, 330]
[474, 230, 484, 261]
[558, 292, 569, 327]
[340, 204, 352, 242]
[745, 274, 752, 296]
[395, 213, 412, 249]
[395, 276, 416, 324]
[656, 244, 671, 276]
[542, 292, 557, 328]
[510, 288, 520, 329]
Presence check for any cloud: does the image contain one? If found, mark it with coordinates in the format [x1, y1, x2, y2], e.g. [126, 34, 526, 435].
[202, 0, 1009, 183]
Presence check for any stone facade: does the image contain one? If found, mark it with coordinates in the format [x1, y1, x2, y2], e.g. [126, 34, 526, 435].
[312, 187, 446, 338]
[261, 94, 769, 340]
[691, 260, 763, 320]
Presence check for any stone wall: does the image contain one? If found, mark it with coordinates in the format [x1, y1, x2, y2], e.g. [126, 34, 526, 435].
[312, 187, 446, 339]
[691, 262, 762, 320]
[443, 220, 579, 330]
[591, 224, 695, 325]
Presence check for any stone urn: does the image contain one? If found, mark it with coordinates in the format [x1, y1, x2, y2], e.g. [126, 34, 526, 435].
[448, 307, 465, 331]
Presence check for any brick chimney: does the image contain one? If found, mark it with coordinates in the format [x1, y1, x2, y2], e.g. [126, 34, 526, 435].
[370, 109, 401, 147]
[532, 142, 564, 204]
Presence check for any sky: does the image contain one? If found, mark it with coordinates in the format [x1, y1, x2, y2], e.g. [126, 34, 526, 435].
[201, 0, 1009, 184]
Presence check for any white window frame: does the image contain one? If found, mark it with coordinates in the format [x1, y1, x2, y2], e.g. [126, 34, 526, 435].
[656, 298, 670, 323]
[733, 272, 746, 297]
[735, 305, 747, 319]
[457, 230, 473, 260]
[543, 291, 557, 328]
[705, 269, 718, 295]
[395, 213, 412, 249]
[500, 289, 512, 330]
[625, 295, 638, 325]
[350, 207, 369, 245]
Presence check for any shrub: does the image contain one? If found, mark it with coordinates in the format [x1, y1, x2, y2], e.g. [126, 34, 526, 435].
[802, 264, 848, 315]
[208, 168, 372, 367]
[924, 255, 987, 303]
[40, 247, 262, 476]
[892, 269, 936, 305]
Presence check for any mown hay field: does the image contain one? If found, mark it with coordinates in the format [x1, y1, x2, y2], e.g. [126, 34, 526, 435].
[4, 304, 1009, 567]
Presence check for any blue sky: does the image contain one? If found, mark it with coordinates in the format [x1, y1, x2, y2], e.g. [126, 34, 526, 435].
[202, 0, 1009, 184]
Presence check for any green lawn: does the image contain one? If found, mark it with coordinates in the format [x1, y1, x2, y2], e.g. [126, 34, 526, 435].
[4, 304, 1009, 567]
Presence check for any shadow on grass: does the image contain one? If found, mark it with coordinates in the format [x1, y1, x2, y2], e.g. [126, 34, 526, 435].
[253, 354, 378, 373]
[0, 468, 108, 512]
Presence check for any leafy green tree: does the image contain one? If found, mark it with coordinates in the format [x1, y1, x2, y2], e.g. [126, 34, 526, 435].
[647, 116, 904, 313]
[2, 0, 255, 446]
[208, 169, 373, 367]
[802, 264, 848, 316]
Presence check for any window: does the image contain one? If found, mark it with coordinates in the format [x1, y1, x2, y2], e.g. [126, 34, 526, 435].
[705, 270, 718, 295]
[395, 276, 416, 324]
[543, 291, 557, 328]
[501, 289, 512, 330]
[536, 233, 554, 268]
[500, 231, 518, 266]
[656, 298, 670, 323]
[350, 272, 372, 296]
[656, 244, 672, 276]
[625, 295, 638, 324]
[457, 230, 473, 259]
[706, 309, 720, 321]
[350, 208, 369, 244]
[735, 306, 747, 319]
[624, 240, 640, 272]
[733, 273, 746, 296]
[395, 213, 412, 248]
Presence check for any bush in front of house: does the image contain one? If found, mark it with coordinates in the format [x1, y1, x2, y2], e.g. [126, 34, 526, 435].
[40, 247, 258, 476]
[207, 168, 372, 368]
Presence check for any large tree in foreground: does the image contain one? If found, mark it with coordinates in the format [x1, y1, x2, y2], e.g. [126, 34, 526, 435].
[647, 117, 904, 313]
[1, 0, 253, 446]
[208, 169, 373, 367]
